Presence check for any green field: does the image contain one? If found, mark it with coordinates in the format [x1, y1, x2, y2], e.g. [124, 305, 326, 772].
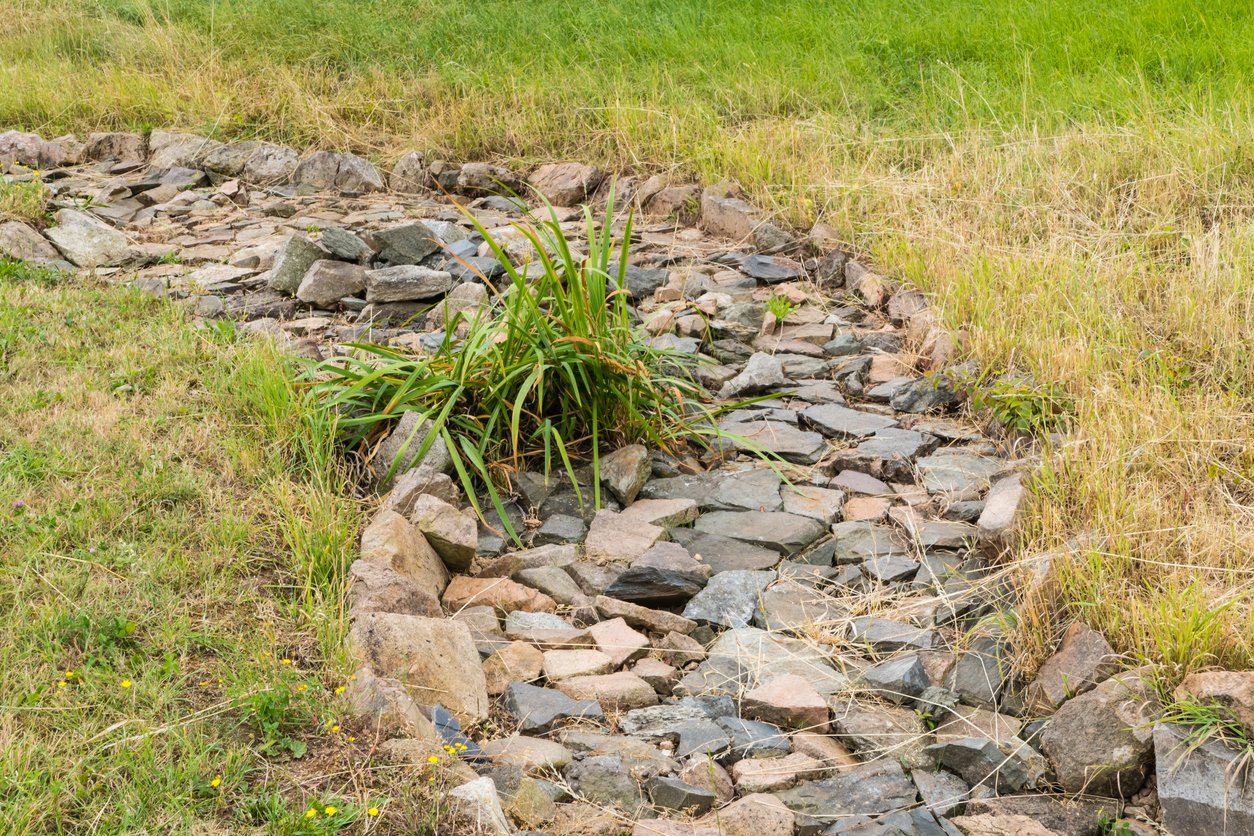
[3, 0, 1254, 830]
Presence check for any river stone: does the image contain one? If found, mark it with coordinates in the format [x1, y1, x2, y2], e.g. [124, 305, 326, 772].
[682, 570, 775, 628]
[693, 511, 825, 556]
[350, 612, 489, 720]
[44, 208, 131, 268]
[775, 759, 918, 818]
[1154, 720, 1254, 836]
[504, 681, 604, 734]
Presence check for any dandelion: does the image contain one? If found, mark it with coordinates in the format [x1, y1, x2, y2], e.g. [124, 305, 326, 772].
[334, 686, 345, 694]
[428, 776, 435, 783]
[332, 725, 340, 732]
[281, 659, 291, 665]
[427, 755, 439, 764]
[65, 670, 74, 679]
[324, 806, 336, 816]
[368, 807, 379, 817]
[305, 810, 316, 819]
[120, 680, 131, 688]
[57, 681, 67, 688]
[211, 777, 221, 788]
[348, 737, 356, 742]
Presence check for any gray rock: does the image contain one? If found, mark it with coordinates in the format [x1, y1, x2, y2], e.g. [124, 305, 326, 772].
[621, 265, 671, 299]
[374, 412, 452, 481]
[693, 511, 825, 556]
[682, 570, 776, 628]
[892, 374, 965, 414]
[532, 514, 587, 546]
[504, 681, 603, 734]
[567, 562, 622, 597]
[719, 352, 787, 399]
[924, 738, 1028, 792]
[856, 428, 937, 461]
[446, 777, 512, 836]
[825, 810, 952, 836]
[268, 233, 327, 295]
[513, 566, 582, 605]
[831, 521, 909, 563]
[862, 554, 921, 584]
[775, 759, 918, 817]
[674, 719, 732, 759]
[0, 220, 61, 262]
[719, 419, 828, 465]
[374, 222, 442, 265]
[44, 209, 130, 268]
[619, 704, 709, 739]
[1154, 721, 1254, 836]
[320, 226, 372, 262]
[293, 151, 341, 188]
[716, 717, 791, 760]
[365, 265, 454, 302]
[333, 153, 385, 192]
[709, 468, 785, 512]
[860, 655, 931, 704]
[956, 796, 1123, 836]
[916, 452, 1006, 498]
[753, 585, 845, 632]
[457, 162, 524, 197]
[802, 404, 898, 438]
[668, 528, 782, 574]
[742, 254, 804, 282]
[945, 636, 1007, 709]
[833, 703, 933, 767]
[505, 611, 574, 632]
[849, 617, 937, 653]
[676, 627, 849, 699]
[645, 776, 715, 815]
[296, 259, 366, 308]
[562, 755, 642, 810]
[604, 567, 707, 607]
[912, 768, 970, 818]
[823, 335, 862, 357]
[600, 444, 651, 505]
[244, 143, 299, 183]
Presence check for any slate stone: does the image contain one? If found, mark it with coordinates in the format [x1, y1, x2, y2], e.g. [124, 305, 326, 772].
[622, 265, 671, 298]
[753, 585, 845, 632]
[860, 655, 931, 704]
[429, 704, 488, 763]
[267, 232, 326, 294]
[505, 611, 574, 632]
[675, 718, 732, 759]
[912, 768, 970, 818]
[718, 419, 828, 465]
[682, 570, 776, 628]
[445, 255, 505, 282]
[891, 374, 965, 414]
[668, 528, 783, 575]
[604, 567, 707, 607]
[916, 452, 1005, 498]
[945, 636, 1008, 709]
[743, 254, 804, 282]
[831, 521, 909, 563]
[833, 703, 933, 767]
[563, 755, 642, 810]
[675, 627, 849, 699]
[320, 226, 371, 261]
[639, 472, 727, 509]
[567, 562, 622, 596]
[710, 468, 785, 512]
[802, 404, 898, 439]
[619, 704, 709, 740]
[374, 222, 442, 264]
[924, 738, 1029, 792]
[862, 553, 921, 584]
[957, 796, 1125, 836]
[645, 776, 716, 816]
[365, 265, 454, 302]
[531, 514, 587, 546]
[504, 681, 604, 734]
[849, 617, 937, 653]
[825, 810, 952, 836]
[855, 428, 937, 461]
[693, 511, 825, 556]
[775, 760, 918, 817]
[1154, 721, 1254, 836]
[716, 717, 791, 760]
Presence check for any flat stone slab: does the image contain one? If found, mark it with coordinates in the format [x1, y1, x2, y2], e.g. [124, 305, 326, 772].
[848, 617, 938, 653]
[693, 511, 826, 556]
[775, 759, 918, 818]
[504, 681, 604, 734]
[718, 419, 828, 465]
[682, 570, 776, 628]
[668, 528, 782, 574]
[801, 404, 899, 439]
[916, 451, 1006, 498]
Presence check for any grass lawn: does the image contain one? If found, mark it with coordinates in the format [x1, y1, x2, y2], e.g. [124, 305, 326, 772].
[1, 0, 1253, 827]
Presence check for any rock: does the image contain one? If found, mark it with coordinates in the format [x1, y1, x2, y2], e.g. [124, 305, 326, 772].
[775, 759, 918, 817]
[595, 596, 697, 635]
[504, 681, 604, 734]
[634, 658, 678, 694]
[632, 822, 719, 836]
[584, 509, 667, 563]
[718, 352, 786, 399]
[604, 567, 706, 607]
[802, 404, 899, 438]
[44, 209, 130, 268]
[528, 163, 603, 206]
[946, 636, 1008, 709]
[645, 776, 716, 815]
[319, 226, 372, 262]
[505, 611, 574, 632]
[0, 130, 43, 166]
[668, 529, 782, 574]
[587, 618, 651, 668]
[349, 613, 489, 720]
[719, 419, 829, 465]
[506, 777, 559, 828]
[743, 674, 829, 732]
[447, 777, 512, 836]
[891, 374, 964, 414]
[335, 153, 385, 192]
[833, 702, 932, 767]
[531, 513, 587, 547]
[693, 511, 824, 556]
[365, 264, 453, 302]
[677, 627, 849, 699]
[700, 792, 795, 836]
[912, 768, 970, 818]
[375, 412, 452, 481]
[701, 182, 758, 239]
[84, 132, 146, 162]
[481, 735, 573, 772]
[557, 672, 660, 710]
[514, 565, 582, 604]
[632, 541, 711, 580]
[753, 585, 845, 632]
[267, 233, 326, 294]
[347, 559, 442, 618]
[374, 222, 442, 265]
[293, 151, 341, 189]
[483, 641, 545, 695]
[658, 631, 706, 666]
[860, 655, 931, 704]
[789, 732, 859, 773]
[618, 498, 700, 528]
[244, 143, 299, 183]
[295, 259, 366, 307]
[543, 649, 615, 681]
[0, 221, 60, 263]
[599, 444, 653, 505]
[1173, 671, 1254, 736]
[645, 184, 702, 222]
[358, 510, 449, 599]
[147, 131, 222, 169]
[1040, 672, 1160, 797]
[560, 731, 679, 779]
[389, 150, 426, 193]
[1154, 720, 1254, 836]
[674, 718, 732, 759]
[443, 576, 557, 616]
[742, 254, 804, 283]
[731, 752, 823, 793]
[679, 757, 735, 804]
[717, 717, 791, 761]
[954, 795, 1123, 836]
[781, 485, 845, 524]
[916, 452, 1005, 499]
[562, 755, 642, 810]
[682, 570, 775, 628]
[924, 738, 1030, 792]
[619, 704, 708, 740]
[849, 617, 937, 654]
[975, 473, 1025, 556]
[456, 162, 523, 196]
[934, 705, 1023, 747]
[345, 664, 440, 738]
[408, 494, 477, 571]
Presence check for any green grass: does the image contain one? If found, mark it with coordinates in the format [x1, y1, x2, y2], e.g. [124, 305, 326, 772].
[0, 263, 432, 834]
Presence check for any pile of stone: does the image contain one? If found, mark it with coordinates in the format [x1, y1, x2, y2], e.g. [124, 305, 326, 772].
[4, 127, 1253, 836]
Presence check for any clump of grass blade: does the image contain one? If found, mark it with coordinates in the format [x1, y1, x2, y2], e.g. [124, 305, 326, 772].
[307, 185, 737, 542]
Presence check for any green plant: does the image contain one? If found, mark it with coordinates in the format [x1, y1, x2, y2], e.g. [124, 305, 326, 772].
[1155, 696, 1254, 768]
[56, 612, 139, 669]
[951, 368, 1075, 435]
[765, 292, 795, 322]
[0, 179, 48, 224]
[232, 660, 322, 758]
[0, 299, 38, 376]
[307, 185, 743, 541]
[238, 791, 362, 836]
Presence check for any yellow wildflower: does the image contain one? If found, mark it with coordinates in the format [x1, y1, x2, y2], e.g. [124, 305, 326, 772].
[211, 777, 221, 788]
[121, 680, 132, 688]
[368, 807, 379, 816]
[324, 806, 336, 816]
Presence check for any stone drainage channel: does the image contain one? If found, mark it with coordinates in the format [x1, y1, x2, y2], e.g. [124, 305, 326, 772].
[2, 128, 1252, 836]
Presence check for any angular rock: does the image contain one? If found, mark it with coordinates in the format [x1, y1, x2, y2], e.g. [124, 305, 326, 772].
[775, 759, 918, 818]
[44, 209, 130, 268]
[448, 776, 512, 836]
[295, 259, 366, 308]
[483, 641, 545, 695]
[0, 221, 60, 262]
[599, 444, 651, 505]
[268, 233, 326, 294]
[557, 671, 660, 710]
[945, 636, 1008, 709]
[753, 585, 844, 632]
[860, 655, 931, 704]
[632, 541, 712, 580]
[912, 768, 971, 818]
[674, 718, 732, 759]
[604, 567, 706, 607]
[147, 131, 222, 169]
[1155, 720, 1254, 836]
[350, 612, 489, 720]
[244, 143, 299, 183]
[345, 664, 441, 738]
[347, 558, 442, 618]
[365, 264, 453, 302]
[833, 703, 931, 767]
[374, 222, 442, 265]
[682, 570, 775, 628]
[359, 510, 449, 599]
[645, 776, 716, 815]
[925, 738, 1030, 793]
[719, 419, 828, 465]
[718, 352, 787, 399]
[389, 149, 426, 193]
[443, 576, 557, 616]
[513, 565, 582, 605]
[668, 528, 782, 574]
[505, 681, 604, 735]
[528, 163, 603, 206]
[717, 717, 791, 761]
[584, 509, 667, 564]
[693, 511, 824, 556]
[595, 595, 697, 635]
[700, 792, 795, 836]
[481, 735, 573, 772]
[409, 494, 477, 571]
[849, 617, 937, 654]
[732, 752, 823, 793]
[742, 254, 804, 283]
[802, 404, 898, 439]
[1040, 672, 1160, 797]
[618, 497, 700, 529]
[743, 674, 829, 732]
[975, 473, 1025, 556]
[781, 485, 845, 525]
[916, 452, 1005, 499]
[790, 732, 859, 773]
[543, 649, 615, 681]
[1174, 670, 1254, 736]
[335, 153, 385, 192]
[587, 617, 651, 668]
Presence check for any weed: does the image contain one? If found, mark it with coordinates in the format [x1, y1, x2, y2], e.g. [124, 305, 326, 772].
[950, 368, 1075, 435]
[0, 179, 47, 224]
[232, 658, 323, 759]
[765, 292, 795, 322]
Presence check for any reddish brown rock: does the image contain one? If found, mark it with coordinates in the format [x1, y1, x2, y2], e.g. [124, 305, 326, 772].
[1023, 622, 1121, 715]
[556, 671, 660, 710]
[1174, 670, 1254, 735]
[587, 617, 651, 668]
[442, 576, 558, 617]
[742, 674, 829, 732]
